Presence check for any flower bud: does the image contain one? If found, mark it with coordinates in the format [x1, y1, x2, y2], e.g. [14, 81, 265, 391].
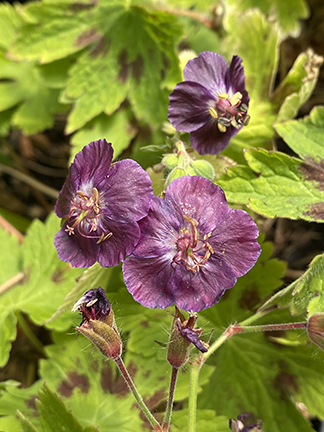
[307, 313, 324, 351]
[72, 287, 122, 360]
[162, 154, 179, 170]
[167, 307, 208, 369]
[230, 414, 262, 432]
[190, 159, 215, 181]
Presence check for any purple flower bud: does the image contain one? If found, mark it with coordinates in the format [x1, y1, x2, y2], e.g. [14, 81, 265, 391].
[123, 176, 261, 312]
[72, 287, 122, 360]
[230, 414, 262, 432]
[167, 307, 208, 368]
[168, 52, 250, 155]
[54, 139, 153, 268]
[72, 287, 110, 326]
[307, 313, 324, 351]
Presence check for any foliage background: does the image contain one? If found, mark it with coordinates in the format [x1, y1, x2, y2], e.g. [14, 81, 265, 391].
[0, 0, 324, 431]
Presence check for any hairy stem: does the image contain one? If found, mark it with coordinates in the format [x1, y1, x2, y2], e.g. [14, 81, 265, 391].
[187, 361, 201, 432]
[162, 367, 179, 431]
[114, 356, 162, 431]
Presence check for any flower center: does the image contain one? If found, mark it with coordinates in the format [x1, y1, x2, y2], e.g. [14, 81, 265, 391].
[172, 214, 214, 273]
[208, 91, 250, 133]
[65, 187, 112, 244]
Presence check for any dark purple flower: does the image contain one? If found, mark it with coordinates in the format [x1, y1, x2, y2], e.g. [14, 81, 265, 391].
[123, 176, 260, 312]
[54, 139, 153, 268]
[72, 287, 122, 360]
[168, 51, 250, 155]
[72, 287, 110, 326]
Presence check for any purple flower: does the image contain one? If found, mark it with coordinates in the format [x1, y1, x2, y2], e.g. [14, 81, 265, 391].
[123, 176, 260, 312]
[54, 139, 153, 268]
[72, 287, 110, 326]
[168, 52, 250, 155]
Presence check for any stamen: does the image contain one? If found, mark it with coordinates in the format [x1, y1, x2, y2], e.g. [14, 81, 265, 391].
[86, 299, 98, 307]
[219, 93, 229, 100]
[230, 92, 242, 106]
[96, 232, 113, 244]
[209, 107, 218, 119]
[243, 115, 250, 126]
[217, 123, 227, 133]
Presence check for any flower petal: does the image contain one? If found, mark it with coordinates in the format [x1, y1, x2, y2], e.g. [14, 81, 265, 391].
[183, 51, 229, 96]
[168, 81, 214, 132]
[172, 255, 237, 311]
[190, 118, 238, 155]
[99, 159, 153, 223]
[123, 255, 175, 309]
[165, 176, 229, 233]
[178, 327, 208, 353]
[131, 196, 180, 258]
[54, 225, 98, 268]
[73, 139, 113, 186]
[98, 220, 141, 267]
[226, 55, 249, 104]
[209, 209, 261, 277]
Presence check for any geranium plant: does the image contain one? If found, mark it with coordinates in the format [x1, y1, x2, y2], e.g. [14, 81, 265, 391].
[0, 1, 324, 432]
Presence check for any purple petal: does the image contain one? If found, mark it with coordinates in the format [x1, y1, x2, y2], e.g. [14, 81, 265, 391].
[209, 208, 261, 277]
[190, 118, 238, 155]
[172, 255, 237, 311]
[183, 51, 228, 96]
[165, 176, 229, 233]
[73, 139, 113, 186]
[168, 81, 214, 132]
[226, 55, 249, 104]
[131, 196, 181, 258]
[54, 226, 98, 268]
[99, 159, 153, 223]
[54, 171, 77, 218]
[98, 220, 141, 267]
[123, 255, 175, 309]
[178, 327, 208, 353]
[55, 139, 113, 218]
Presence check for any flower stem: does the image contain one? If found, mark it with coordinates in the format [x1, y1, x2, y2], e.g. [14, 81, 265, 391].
[187, 361, 202, 432]
[114, 356, 162, 431]
[233, 321, 308, 334]
[15, 311, 46, 357]
[162, 367, 179, 431]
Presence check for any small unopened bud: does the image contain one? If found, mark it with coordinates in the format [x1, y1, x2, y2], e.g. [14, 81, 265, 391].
[307, 313, 324, 351]
[167, 307, 208, 369]
[190, 159, 215, 181]
[230, 414, 262, 432]
[72, 287, 122, 360]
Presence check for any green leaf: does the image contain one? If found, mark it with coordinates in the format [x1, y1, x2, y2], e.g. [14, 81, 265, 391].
[224, 0, 308, 36]
[172, 410, 229, 432]
[225, 10, 279, 102]
[0, 4, 24, 50]
[70, 109, 137, 162]
[217, 147, 324, 222]
[201, 234, 286, 327]
[274, 50, 323, 122]
[0, 227, 22, 367]
[9, 2, 126, 63]
[63, 5, 182, 132]
[275, 106, 324, 162]
[0, 54, 63, 134]
[0, 213, 85, 367]
[198, 334, 323, 432]
[36, 383, 88, 432]
[259, 253, 324, 317]
[17, 412, 39, 432]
